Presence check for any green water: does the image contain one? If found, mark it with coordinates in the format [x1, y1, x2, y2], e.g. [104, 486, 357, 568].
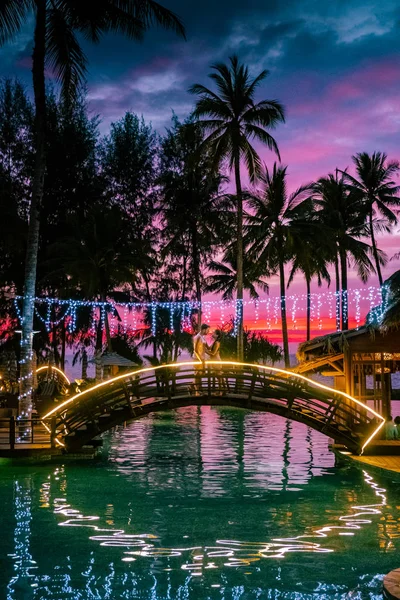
[1, 407, 400, 599]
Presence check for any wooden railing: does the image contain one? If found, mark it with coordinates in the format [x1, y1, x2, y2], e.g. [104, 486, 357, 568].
[45, 361, 385, 454]
[0, 417, 54, 450]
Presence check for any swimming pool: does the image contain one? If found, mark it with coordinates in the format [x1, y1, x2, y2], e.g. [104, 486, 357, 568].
[1, 407, 399, 599]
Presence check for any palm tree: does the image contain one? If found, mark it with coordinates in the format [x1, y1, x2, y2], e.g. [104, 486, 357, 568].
[341, 152, 400, 287]
[189, 55, 285, 360]
[205, 249, 269, 300]
[313, 171, 380, 330]
[245, 164, 312, 367]
[287, 222, 331, 341]
[0, 0, 185, 415]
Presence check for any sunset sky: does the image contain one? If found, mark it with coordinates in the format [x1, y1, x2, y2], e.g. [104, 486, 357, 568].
[1, 0, 399, 339]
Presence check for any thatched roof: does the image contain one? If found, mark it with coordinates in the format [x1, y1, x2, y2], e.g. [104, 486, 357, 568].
[380, 270, 400, 332]
[297, 326, 375, 361]
[90, 352, 137, 367]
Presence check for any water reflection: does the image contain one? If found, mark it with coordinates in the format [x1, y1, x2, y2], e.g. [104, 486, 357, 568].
[7, 479, 37, 599]
[2, 407, 400, 600]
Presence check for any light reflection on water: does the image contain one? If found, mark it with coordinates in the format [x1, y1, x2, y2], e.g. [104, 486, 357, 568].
[1, 406, 400, 600]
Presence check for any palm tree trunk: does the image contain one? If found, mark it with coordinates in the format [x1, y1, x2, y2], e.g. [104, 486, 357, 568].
[279, 258, 290, 367]
[339, 248, 348, 330]
[234, 153, 244, 361]
[334, 252, 341, 331]
[82, 348, 88, 380]
[191, 226, 202, 328]
[306, 276, 311, 341]
[369, 207, 383, 287]
[51, 322, 59, 367]
[61, 320, 66, 371]
[19, 0, 46, 418]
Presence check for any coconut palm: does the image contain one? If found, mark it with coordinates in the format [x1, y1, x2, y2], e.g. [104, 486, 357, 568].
[287, 218, 331, 341]
[245, 164, 312, 367]
[313, 171, 380, 331]
[205, 250, 269, 301]
[189, 55, 285, 360]
[341, 152, 400, 287]
[0, 0, 185, 415]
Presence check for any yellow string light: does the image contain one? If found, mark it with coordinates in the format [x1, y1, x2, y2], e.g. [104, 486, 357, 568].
[42, 361, 385, 454]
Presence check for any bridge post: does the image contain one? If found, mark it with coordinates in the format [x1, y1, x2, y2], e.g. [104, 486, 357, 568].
[207, 364, 211, 398]
[9, 416, 15, 450]
[50, 417, 57, 449]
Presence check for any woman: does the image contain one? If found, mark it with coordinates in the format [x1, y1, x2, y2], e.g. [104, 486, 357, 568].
[394, 416, 400, 438]
[208, 330, 226, 394]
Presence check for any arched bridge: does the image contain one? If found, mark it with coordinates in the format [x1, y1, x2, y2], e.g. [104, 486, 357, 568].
[43, 361, 385, 454]
[36, 365, 71, 395]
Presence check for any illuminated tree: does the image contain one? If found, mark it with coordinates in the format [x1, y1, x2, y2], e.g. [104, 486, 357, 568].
[0, 0, 185, 416]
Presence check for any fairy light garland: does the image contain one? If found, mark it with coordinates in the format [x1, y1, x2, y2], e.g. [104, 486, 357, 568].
[317, 294, 322, 330]
[335, 291, 341, 331]
[254, 299, 259, 327]
[291, 295, 298, 329]
[342, 289, 348, 328]
[273, 297, 279, 324]
[355, 289, 361, 329]
[151, 302, 157, 337]
[12, 287, 387, 339]
[169, 302, 175, 333]
[233, 299, 243, 336]
[265, 298, 271, 331]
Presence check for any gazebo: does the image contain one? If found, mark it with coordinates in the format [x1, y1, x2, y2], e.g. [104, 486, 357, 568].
[296, 326, 400, 417]
[92, 352, 138, 379]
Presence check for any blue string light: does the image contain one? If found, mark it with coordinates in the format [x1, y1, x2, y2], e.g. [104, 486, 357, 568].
[12, 287, 386, 336]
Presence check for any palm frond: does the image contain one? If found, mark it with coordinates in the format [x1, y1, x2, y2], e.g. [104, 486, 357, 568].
[0, 0, 32, 45]
[46, 6, 88, 101]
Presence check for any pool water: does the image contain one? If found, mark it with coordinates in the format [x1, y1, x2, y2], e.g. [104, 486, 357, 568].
[1, 407, 400, 599]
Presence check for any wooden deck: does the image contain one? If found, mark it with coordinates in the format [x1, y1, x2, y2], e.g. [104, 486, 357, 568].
[350, 454, 400, 475]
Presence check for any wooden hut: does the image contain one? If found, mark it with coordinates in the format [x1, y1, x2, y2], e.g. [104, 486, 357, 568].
[296, 326, 400, 417]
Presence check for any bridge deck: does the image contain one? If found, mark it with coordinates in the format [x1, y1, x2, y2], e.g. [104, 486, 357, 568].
[41, 361, 384, 454]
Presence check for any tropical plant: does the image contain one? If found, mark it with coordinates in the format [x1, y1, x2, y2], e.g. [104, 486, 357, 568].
[0, 79, 32, 290]
[378, 270, 400, 331]
[287, 202, 331, 341]
[158, 116, 232, 314]
[0, 0, 185, 415]
[46, 205, 153, 370]
[189, 55, 285, 359]
[205, 249, 269, 300]
[245, 164, 312, 367]
[341, 152, 400, 287]
[137, 304, 193, 364]
[220, 328, 283, 364]
[313, 171, 380, 331]
[101, 111, 158, 228]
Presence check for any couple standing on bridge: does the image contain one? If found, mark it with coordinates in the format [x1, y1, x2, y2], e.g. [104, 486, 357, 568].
[192, 324, 225, 396]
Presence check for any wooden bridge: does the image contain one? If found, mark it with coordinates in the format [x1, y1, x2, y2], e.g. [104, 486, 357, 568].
[36, 365, 71, 394]
[42, 361, 385, 454]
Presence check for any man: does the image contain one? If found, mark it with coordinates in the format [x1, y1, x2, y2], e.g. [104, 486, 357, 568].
[193, 324, 210, 395]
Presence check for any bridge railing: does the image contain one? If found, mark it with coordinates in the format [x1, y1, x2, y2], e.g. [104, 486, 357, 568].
[47, 362, 385, 453]
[0, 417, 54, 450]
